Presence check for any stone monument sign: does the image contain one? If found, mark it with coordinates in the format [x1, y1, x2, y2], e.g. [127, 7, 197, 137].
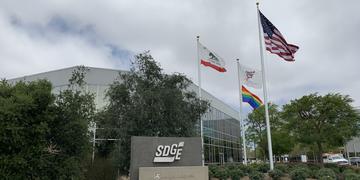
[130, 136, 204, 180]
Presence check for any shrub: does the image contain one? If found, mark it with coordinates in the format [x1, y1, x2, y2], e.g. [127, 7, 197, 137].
[286, 163, 298, 170]
[248, 170, 264, 180]
[344, 172, 360, 180]
[290, 167, 311, 180]
[208, 165, 218, 178]
[250, 163, 269, 173]
[209, 165, 230, 180]
[275, 163, 289, 173]
[307, 163, 321, 172]
[211, 166, 229, 180]
[238, 164, 253, 175]
[307, 164, 321, 178]
[355, 167, 360, 174]
[316, 168, 336, 180]
[292, 163, 308, 170]
[228, 168, 245, 180]
[268, 169, 284, 180]
[225, 164, 245, 180]
[343, 168, 354, 174]
[288, 163, 323, 178]
[323, 163, 340, 174]
[258, 163, 270, 173]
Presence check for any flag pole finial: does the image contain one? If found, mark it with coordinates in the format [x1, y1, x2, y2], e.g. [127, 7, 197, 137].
[256, 2, 259, 6]
[236, 58, 239, 62]
[196, 36, 200, 41]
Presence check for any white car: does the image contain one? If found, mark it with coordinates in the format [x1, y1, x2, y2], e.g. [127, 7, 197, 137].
[323, 154, 349, 165]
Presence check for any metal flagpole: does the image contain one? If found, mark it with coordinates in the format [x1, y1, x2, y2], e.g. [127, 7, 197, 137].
[237, 59, 247, 165]
[256, 2, 274, 170]
[197, 36, 205, 166]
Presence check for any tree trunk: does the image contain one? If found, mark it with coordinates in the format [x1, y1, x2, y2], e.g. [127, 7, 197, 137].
[254, 143, 257, 161]
[316, 142, 324, 165]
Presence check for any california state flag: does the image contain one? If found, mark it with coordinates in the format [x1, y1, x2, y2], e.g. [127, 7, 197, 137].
[198, 42, 226, 72]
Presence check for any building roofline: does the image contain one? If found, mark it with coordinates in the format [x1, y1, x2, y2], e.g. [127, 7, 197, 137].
[9, 65, 129, 80]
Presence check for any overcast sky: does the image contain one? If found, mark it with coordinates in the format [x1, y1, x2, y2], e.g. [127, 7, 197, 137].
[1, 0, 359, 113]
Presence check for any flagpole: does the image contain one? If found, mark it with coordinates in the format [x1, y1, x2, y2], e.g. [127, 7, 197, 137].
[197, 36, 205, 166]
[256, 2, 274, 170]
[237, 59, 247, 165]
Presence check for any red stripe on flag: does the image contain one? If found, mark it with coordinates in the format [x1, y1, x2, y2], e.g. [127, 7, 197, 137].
[265, 43, 294, 56]
[265, 40, 293, 55]
[266, 48, 295, 61]
[201, 60, 226, 72]
[265, 35, 296, 54]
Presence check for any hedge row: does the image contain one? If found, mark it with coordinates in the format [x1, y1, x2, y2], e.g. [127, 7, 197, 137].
[208, 163, 360, 180]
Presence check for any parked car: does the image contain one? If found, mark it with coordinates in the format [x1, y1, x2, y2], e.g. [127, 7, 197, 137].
[323, 154, 349, 165]
[349, 157, 360, 166]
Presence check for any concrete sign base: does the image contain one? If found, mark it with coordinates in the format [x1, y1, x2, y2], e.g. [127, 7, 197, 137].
[139, 166, 208, 180]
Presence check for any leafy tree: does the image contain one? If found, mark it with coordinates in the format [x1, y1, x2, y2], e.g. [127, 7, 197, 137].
[246, 103, 294, 160]
[0, 79, 54, 179]
[0, 66, 95, 179]
[98, 52, 209, 175]
[282, 93, 360, 163]
[271, 129, 295, 158]
[48, 66, 96, 179]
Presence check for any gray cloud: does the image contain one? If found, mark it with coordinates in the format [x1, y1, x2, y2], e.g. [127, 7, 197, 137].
[1, 0, 359, 112]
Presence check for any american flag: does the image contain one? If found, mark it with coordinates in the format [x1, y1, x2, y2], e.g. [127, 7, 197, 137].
[259, 10, 299, 61]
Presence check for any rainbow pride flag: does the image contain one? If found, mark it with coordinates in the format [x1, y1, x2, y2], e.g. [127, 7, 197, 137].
[242, 85, 263, 109]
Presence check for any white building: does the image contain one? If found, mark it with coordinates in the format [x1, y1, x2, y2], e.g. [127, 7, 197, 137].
[10, 66, 242, 164]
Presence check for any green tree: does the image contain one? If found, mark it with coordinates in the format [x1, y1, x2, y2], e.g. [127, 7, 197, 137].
[99, 52, 209, 175]
[246, 103, 294, 160]
[282, 93, 360, 163]
[0, 79, 54, 179]
[49, 66, 96, 179]
[271, 129, 295, 159]
[0, 66, 95, 179]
